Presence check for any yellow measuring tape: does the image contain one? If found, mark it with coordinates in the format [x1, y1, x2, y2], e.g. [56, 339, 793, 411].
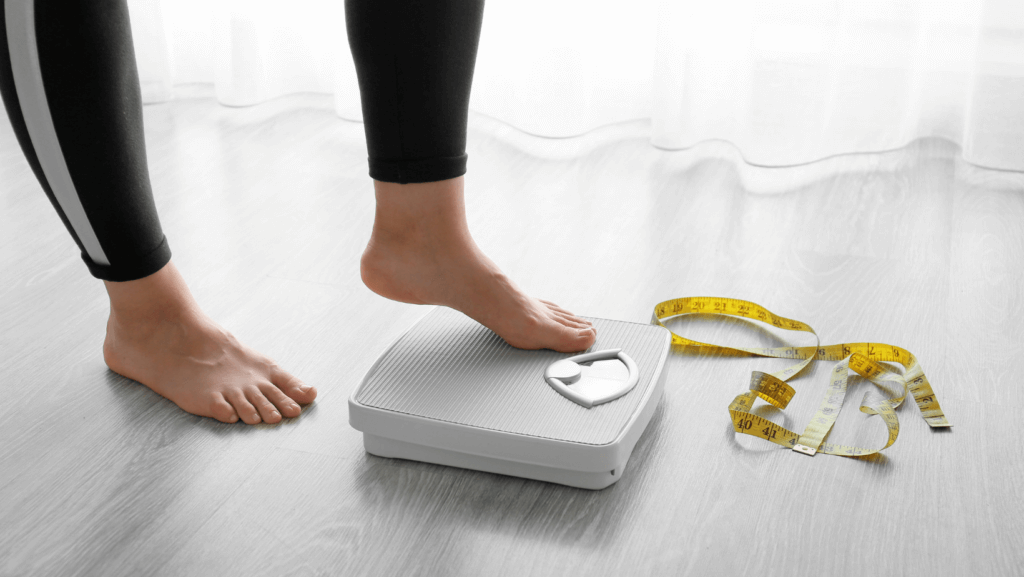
[651, 296, 950, 457]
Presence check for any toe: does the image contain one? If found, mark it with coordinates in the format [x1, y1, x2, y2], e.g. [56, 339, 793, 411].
[226, 390, 262, 425]
[574, 326, 598, 350]
[549, 324, 596, 353]
[271, 368, 317, 405]
[550, 309, 592, 329]
[246, 387, 282, 424]
[210, 395, 239, 423]
[259, 382, 302, 419]
[540, 300, 591, 324]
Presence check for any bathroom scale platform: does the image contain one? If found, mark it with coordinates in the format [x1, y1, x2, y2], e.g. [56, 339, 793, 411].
[349, 307, 671, 490]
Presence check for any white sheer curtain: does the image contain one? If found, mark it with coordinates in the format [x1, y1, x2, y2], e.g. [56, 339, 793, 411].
[127, 0, 1024, 171]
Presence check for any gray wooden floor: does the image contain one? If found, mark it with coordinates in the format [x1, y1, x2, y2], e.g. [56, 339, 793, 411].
[2, 92, 1023, 576]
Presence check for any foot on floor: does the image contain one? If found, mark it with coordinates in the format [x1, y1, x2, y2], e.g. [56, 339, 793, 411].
[102, 262, 316, 424]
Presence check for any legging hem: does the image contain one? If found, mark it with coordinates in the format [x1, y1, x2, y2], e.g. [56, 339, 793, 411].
[83, 235, 172, 282]
[369, 154, 467, 184]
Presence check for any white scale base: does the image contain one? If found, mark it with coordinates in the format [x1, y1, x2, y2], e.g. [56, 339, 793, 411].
[349, 307, 671, 490]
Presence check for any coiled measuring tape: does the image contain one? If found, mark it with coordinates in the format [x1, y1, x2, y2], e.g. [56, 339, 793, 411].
[651, 296, 950, 457]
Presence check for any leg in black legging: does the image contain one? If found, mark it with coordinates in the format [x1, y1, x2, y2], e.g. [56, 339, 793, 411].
[0, 0, 314, 423]
[0, 0, 169, 281]
[346, 0, 597, 352]
[346, 0, 483, 184]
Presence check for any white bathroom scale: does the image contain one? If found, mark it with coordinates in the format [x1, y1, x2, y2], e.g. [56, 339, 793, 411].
[349, 307, 671, 490]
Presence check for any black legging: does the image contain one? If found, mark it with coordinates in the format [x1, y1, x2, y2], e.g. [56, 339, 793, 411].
[347, 0, 485, 184]
[0, 0, 485, 282]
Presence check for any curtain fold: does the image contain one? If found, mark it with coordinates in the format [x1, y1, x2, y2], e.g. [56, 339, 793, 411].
[127, 0, 1024, 171]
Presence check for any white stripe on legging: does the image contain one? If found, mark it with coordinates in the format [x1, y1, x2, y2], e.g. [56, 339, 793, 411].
[5, 0, 109, 266]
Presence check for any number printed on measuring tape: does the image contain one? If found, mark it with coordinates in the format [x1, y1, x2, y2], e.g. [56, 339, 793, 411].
[651, 296, 950, 458]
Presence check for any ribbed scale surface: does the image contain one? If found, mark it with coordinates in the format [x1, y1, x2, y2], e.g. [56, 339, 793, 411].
[356, 307, 668, 445]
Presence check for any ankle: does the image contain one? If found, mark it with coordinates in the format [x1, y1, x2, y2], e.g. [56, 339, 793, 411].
[371, 177, 473, 243]
[104, 261, 200, 327]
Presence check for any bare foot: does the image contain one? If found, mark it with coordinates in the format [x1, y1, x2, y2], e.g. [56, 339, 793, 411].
[360, 176, 597, 353]
[102, 261, 316, 424]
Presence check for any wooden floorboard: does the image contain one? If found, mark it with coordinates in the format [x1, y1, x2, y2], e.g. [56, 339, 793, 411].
[1, 94, 1022, 576]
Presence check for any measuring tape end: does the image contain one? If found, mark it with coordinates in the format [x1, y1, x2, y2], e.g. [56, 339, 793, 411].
[793, 444, 817, 456]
